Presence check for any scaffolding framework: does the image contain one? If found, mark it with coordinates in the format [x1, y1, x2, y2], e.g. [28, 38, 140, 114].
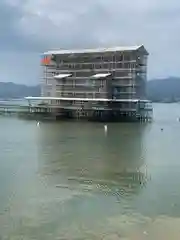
[37, 45, 152, 121]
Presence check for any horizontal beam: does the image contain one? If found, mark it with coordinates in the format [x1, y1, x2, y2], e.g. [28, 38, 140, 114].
[24, 96, 151, 103]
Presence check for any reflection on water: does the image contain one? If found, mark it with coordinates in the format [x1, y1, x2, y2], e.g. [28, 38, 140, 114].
[38, 122, 148, 193]
[1, 104, 180, 239]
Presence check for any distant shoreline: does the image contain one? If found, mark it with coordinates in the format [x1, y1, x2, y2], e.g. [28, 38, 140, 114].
[1, 77, 180, 102]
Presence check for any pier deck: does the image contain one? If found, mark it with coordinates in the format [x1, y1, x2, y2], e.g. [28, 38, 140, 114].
[0, 102, 153, 122]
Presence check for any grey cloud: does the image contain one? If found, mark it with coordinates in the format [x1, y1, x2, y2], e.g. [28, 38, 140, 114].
[0, 0, 48, 52]
[3, 0, 180, 51]
[17, 1, 114, 50]
[0, 0, 180, 83]
[0, 1, 23, 50]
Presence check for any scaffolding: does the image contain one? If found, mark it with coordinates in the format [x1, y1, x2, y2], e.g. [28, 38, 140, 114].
[36, 45, 152, 121]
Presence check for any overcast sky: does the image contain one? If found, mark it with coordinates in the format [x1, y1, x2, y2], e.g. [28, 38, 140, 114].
[0, 0, 180, 85]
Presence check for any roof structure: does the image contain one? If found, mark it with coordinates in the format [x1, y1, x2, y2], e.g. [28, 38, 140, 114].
[44, 45, 148, 56]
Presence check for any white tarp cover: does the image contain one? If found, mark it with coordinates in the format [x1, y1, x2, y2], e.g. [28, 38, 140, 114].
[91, 73, 111, 79]
[54, 73, 72, 79]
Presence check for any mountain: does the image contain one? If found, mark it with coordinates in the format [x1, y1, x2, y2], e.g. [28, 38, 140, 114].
[0, 77, 180, 102]
[147, 77, 180, 102]
[0, 82, 40, 99]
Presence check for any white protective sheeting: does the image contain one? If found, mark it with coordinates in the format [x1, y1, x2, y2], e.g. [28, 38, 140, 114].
[91, 73, 111, 79]
[54, 73, 72, 79]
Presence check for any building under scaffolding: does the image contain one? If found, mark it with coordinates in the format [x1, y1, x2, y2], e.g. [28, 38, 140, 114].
[26, 45, 153, 121]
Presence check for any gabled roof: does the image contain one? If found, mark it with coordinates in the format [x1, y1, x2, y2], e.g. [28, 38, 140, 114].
[44, 45, 148, 55]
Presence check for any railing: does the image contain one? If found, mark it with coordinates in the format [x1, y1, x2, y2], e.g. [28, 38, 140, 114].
[55, 90, 136, 94]
[41, 76, 136, 82]
[54, 83, 138, 87]
[43, 60, 137, 67]
[48, 68, 137, 73]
